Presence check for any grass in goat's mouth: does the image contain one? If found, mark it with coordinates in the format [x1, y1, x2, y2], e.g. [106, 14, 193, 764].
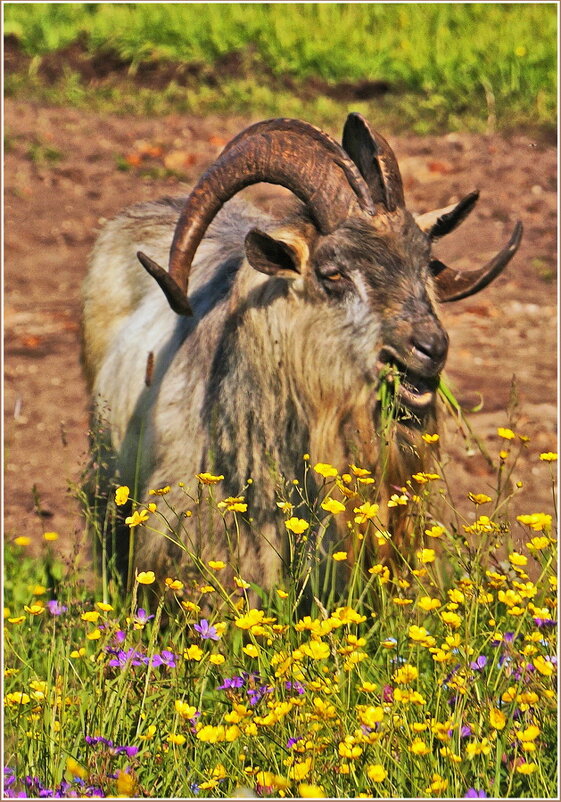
[377, 359, 438, 412]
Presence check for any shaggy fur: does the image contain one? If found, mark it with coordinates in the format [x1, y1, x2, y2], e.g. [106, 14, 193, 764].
[82, 195, 442, 588]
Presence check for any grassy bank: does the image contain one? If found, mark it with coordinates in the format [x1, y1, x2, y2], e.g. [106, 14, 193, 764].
[4, 3, 557, 133]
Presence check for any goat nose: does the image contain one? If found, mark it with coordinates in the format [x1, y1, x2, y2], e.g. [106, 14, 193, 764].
[410, 326, 449, 373]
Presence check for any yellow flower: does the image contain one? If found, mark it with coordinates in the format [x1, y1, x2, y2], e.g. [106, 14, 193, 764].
[388, 493, 408, 507]
[466, 738, 492, 758]
[24, 603, 44, 616]
[81, 611, 100, 623]
[196, 472, 224, 484]
[276, 589, 289, 599]
[114, 486, 130, 506]
[489, 708, 506, 730]
[526, 536, 550, 551]
[218, 496, 247, 512]
[532, 655, 555, 676]
[208, 560, 226, 570]
[359, 706, 384, 728]
[86, 629, 101, 640]
[136, 570, 156, 585]
[14, 536, 31, 546]
[497, 427, 516, 440]
[5, 691, 31, 706]
[285, 517, 309, 534]
[175, 700, 197, 719]
[96, 602, 114, 612]
[298, 784, 326, 798]
[422, 433, 439, 443]
[43, 531, 59, 541]
[235, 609, 266, 629]
[517, 724, 540, 742]
[393, 664, 418, 684]
[509, 551, 528, 567]
[349, 463, 371, 477]
[441, 611, 462, 628]
[412, 472, 440, 484]
[353, 501, 379, 523]
[165, 578, 184, 591]
[314, 462, 338, 478]
[516, 762, 537, 775]
[409, 737, 430, 755]
[210, 654, 225, 665]
[66, 757, 88, 780]
[332, 551, 347, 561]
[288, 757, 312, 780]
[184, 644, 204, 661]
[539, 452, 557, 461]
[299, 640, 330, 660]
[125, 509, 150, 527]
[167, 733, 186, 745]
[468, 493, 492, 504]
[321, 497, 346, 514]
[417, 548, 436, 563]
[417, 596, 441, 612]
[233, 576, 250, 589]
[516, 513, 552, 532]
[243, 644, 259, 658]
[70, 648, 86, 658]
[276, 500, 294, 513]
[425, 524, 445, 538]
[149, 485, 171, 495]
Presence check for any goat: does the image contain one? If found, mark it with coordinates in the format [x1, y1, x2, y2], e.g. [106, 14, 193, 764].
[82, 114, 522, 589]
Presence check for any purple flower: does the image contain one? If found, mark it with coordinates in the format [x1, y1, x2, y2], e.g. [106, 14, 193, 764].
[218, 675, 245, 690]
[46, 600, 67, 616]
[534, 617, 556, 628]
[247, 685, 273, 706]
[114, 630, 126, 644]
[150, 650, 178, 668]
[194, 619, 219, 641]
[464, 790, 487, 798]
[460, 725, 472, 738]
[285, 681, 305, 695]
[134, 608, 154, 626]
[470, 655, 487, 671]
[287, 736, 303, 748]
[383, 684, 394, 703]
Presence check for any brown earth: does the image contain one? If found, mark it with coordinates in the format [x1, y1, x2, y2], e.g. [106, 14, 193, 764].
[4, 97, 557, 561]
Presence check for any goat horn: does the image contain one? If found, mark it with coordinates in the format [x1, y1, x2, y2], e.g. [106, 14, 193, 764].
[138, 118, 376, 316]
[432, 221, 523, 303]
[415, 190, 480, 239]
[342, 112, 405, 211]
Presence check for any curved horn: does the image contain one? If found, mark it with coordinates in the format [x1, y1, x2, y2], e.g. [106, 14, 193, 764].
[432, 221, 523, 303]
[138, 118, 376, 315]
[415, 190, 480, 239]
[342, 112, 405, 211]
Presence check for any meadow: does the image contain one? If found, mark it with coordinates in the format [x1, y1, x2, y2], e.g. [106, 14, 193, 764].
[3, 2, 557, 133]
[4, 422, 558, 798]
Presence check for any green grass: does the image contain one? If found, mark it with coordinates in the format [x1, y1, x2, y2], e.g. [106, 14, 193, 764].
[4, 421, 558, 798]
[3, 2, 557, 133]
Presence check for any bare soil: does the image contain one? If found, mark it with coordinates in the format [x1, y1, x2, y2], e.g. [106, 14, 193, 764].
[4, 97, 557, 559]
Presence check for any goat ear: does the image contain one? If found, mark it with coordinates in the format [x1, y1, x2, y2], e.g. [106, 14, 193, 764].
[245, 228, 303, 278]
[415, 191, 479, 239]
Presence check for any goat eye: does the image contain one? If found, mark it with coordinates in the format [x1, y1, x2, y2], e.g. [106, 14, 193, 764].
[325, 271, 342, 281]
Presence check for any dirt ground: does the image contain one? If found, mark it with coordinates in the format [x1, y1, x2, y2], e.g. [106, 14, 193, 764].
[4, 97, 557, 559]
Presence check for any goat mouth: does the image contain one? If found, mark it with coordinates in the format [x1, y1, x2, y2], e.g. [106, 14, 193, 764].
[376, 352, 438, 412]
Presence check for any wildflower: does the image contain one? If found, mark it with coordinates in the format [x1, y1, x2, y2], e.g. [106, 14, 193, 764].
[353, 501, 380, 523]
[527, 536, 551, 550]
[218, 496, 247, 512]
[243, 644, 259, 658]
[441, 611, 462, 628]
[539, 451, 557, 461]
[516, 513, 552, 531]
[184, 645, 204, 661]
[497, 427, 515, 439]
[388, 493, 408, 507]
[349, 463, 372, 476]
[300, 640, 330, 660]
[115, 486, 130, 505]
[276, 500, 294, 513]
[409, 737, 430, 755]
[509, 551, 528, 567]
[393, 664, 418, 684]
[81, 610, 101, 623]
[417, 596, 441, 612]
[516, 762, 537, 775]
[321, 497, 346, 514]
[24, 603, 44, 616]
[464, 515, 500, 535]
[5, 691, 31, 706]
[235, 609, 266, 629]
[70, 647, 86, 658]
[285, 517, 309, 534]
[194, 619, 220, 640]
[468, 493, 492, 504]
[412, 471, 440, 483]
[331, 605, 367, 624]
[466, 738, 492, 758]
[136, 570, 156, 584]
[426, 774, 448, 794]
[369, 563, 390, 582]
[288, 757, 312, 780]
[126, 509, 150, 527]
[464, 789, 487, 798]
[14, 536, 31, 546]
[96, 601, 114, 612]
[332, 551, 347, 561]
[489, 708, 506, 730]
[425, 524, 445, 538]
[276, 588, 289, 599]
[359, 705, 384, 728]
[165, 577, 184, 591]
[298, 784, 326, 798]
[46, 600, 67, 616]
[417, 548, 436, 563]
[422, 433, 439, 443]
[470, 655, 487, 671]
[314, 462, 338, 478]
[167, 732, 187, 745]
[208, 560, 226, 570]
[43, 531, 59, 541]
[196, 472, 224, 484]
